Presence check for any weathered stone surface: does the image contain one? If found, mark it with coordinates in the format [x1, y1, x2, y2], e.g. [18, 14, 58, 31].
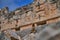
[22, 21, 60, 40]
[0, 0, 60, 40]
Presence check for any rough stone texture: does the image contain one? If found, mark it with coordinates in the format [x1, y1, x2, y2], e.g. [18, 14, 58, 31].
[22, 21, 60, 40]
[0, 0, 60, 31]
[0, 0, 60, 40]
[0, 21, 60, 40]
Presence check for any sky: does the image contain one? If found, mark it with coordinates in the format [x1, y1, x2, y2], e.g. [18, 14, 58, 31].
[0, 0, 34, 11]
